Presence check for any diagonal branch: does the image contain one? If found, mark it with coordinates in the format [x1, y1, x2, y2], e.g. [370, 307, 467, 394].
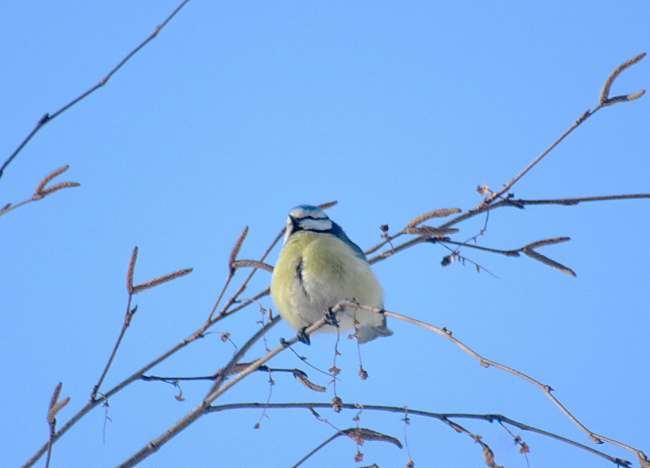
[361, 54, 648, 259]
[0, 0, 191, 180]
[482, 53, 645, 206]
[378, 306, 648, 465]
[1, 165, 80, 217]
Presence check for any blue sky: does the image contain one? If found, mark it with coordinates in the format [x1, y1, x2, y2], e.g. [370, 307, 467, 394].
[2, 2, 649, 467]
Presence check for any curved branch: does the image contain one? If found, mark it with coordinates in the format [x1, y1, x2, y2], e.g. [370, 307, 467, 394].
[292, 427, 402, 467]
[206, 402, 631, 467]
[380, 307, 647, 465]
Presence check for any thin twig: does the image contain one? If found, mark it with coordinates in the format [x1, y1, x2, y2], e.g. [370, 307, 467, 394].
[507, 193, 650, 206]
[599, 53, 646, 105]
[118, 303, 347, 467]
[435, 236, 576, 276]
[368, 192, 650, 271]
[132, 268, 193, 293]
[230, 259, 274, 272]
[1, 165, 80, 217]
[22, 283, 274, 468]
[292, 431, 343, 467]
[482, 53, 645, 206]
[204, 224, 284, 328]
[228, 227, 249, 274]
[18, 52, 647, 467]
[116, 317, 283, 468]
[44, 383, 69, 468]
[0, 0, 191, 180]
[292, 427, 403, 467]
[90, 293, 136, 402]
[381, 308, 647, 464]
[201, 228, 248, 327]
[91, 247, 192, 401]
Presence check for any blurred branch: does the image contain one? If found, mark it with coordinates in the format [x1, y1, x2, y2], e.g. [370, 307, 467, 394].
[117, 299, 363, 467]
[502, 193, 650, 207]
[293, 427, 403, 467]
[439, 236, 576, 276]
[367, 192, 650, 263]
[0, 165, 79, 217]
[18, 51, 648, 468]
[0, 0, 190, 180]
[368, 190, 650, 274]
[141, 365, 326, 392]
[382, 306, 647, 466]
[206, 402, 630, 467]
[366, 53, 646, 271]
[91, 247, 192, 402]
[116, 316, 283, 468]
[482, 53, 645, 206]
[45, 383, 69, 468]
[204, 221, 285, 327]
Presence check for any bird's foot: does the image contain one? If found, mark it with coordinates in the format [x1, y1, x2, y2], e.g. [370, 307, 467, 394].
[297, 327, 311, 345]
[324, 308, 339, 327]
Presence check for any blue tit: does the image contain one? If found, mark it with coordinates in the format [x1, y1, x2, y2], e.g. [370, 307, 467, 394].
[270, 205, 393, 344]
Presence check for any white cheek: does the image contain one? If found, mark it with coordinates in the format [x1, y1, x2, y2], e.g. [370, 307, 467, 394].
[299, 218, 332, 232]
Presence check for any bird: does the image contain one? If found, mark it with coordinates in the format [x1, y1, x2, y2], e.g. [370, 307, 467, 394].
[270, 205, 393, 344]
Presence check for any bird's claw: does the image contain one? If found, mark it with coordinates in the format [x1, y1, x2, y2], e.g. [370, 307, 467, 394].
[324, 308, 339, 327]
[297, 327, 311, 345]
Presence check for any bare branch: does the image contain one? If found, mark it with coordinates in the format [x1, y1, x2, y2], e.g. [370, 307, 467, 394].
[383, 309, 648, 461]
[207, 402, 631, 467]
[24, 284, 276, 468]
[33, 165, 72, 197]
[406, 207, 462, 227]
[317, 200, 338, 210]
[482, 53, 645, 206]
[114, 317, 283, 468]
[1, 165, 80, 217]
[293, 370, 327, 393]
[371, 191, 650, 275]
[132, 268, 193, 294]
[520, 237, 571, 250]
[230, 259, 274, 273]
[45, 383, 69, 468]
[203, 227, 253, 326]
[507, 193, 650, 207]
[0, 0, 191, 180]
[18, 54, 647, 467]
[599, 52, 646, 104]
[523, 249, 576, 277]
[126, 247, 138, 295]
[293, 427, 402, 467]
[342, 427, 403, 448]
[90, 296, 136, 403]
[94, 249, 192, 402]
[404, 226, 459, 237]
[46, 383, 69, 425]
[228, 226, 249, 274]
[207, 221, 285, 325]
